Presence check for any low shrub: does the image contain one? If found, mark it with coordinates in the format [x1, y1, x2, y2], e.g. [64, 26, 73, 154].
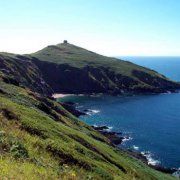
[10, 141, 29, 159]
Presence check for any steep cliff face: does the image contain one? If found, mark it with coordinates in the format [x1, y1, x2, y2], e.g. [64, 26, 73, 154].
[0, 53, 53, 95]
[1, 43, 179, 96]
[31, 43, 180, 94]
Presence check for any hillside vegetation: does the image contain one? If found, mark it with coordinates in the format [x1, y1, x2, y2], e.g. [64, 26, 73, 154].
[0, 71, 175, 179]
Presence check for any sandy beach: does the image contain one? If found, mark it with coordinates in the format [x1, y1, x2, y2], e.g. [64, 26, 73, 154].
[52, 93, 72, 99]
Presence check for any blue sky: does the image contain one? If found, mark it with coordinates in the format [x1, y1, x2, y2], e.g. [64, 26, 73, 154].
[0, 0, 180, 56]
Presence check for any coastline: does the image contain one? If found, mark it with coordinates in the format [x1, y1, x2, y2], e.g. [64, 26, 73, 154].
[91, 125, 178, 175]
[54, 94, 180, 177]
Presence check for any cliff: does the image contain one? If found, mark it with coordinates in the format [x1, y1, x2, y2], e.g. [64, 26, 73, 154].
[1, 42, 179, 96]
[31, 42, 180, 94]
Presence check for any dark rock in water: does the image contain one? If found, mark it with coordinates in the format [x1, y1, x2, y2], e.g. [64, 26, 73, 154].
[92, 125, 124, 145]
[125, 149, 148, 164]
[103, 132, 124, 145]
[109, 135, 124, 145]
[63, 101, 76, 106]
[148, 164, 178, 174]
[61, 102, 86, 117]
[83, 109, 89, 112]
[92, 125, 109, 131]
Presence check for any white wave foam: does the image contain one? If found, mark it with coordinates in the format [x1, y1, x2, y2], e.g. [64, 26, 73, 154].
[172, 169, 180, 178]
[141, 151, 160, 166]
[86, 109, 100, 115]
[93, 124, 98, 127]
[106, 126, 113, 131]
[122, 136, 133, 143]
[90, 93, 103, 97]
[132, 145, 139, 150]
[163, 91, 172, 95]
[91, 109, 100, 113]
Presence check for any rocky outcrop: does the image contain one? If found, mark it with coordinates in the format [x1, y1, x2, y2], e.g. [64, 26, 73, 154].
[61, 101, 86, 117]
[92, 125, 126, 145]
[0, 54, 53, 95]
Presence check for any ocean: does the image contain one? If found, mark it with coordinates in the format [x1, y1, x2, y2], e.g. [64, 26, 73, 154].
[60, 57, 180, 169]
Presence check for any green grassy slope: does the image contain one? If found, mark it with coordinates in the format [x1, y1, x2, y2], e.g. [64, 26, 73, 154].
[31, 42, 180, 94]
[0, 72, 175, 179]
[32, 42, 164, 77]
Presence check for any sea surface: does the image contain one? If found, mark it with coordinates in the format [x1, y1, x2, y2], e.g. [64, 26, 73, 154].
[60, 57, 180, 168]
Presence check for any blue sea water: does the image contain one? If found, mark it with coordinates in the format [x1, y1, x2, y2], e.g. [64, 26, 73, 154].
[61, 57, 180, 168]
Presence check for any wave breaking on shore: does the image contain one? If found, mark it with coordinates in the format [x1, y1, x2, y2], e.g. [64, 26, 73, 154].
[141, 151, 160, 166]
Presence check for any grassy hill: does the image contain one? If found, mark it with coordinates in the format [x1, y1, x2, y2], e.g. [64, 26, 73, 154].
[32, 42, 166, 77]
[0, 71, 176, 179]
[31, 42, 180, 94]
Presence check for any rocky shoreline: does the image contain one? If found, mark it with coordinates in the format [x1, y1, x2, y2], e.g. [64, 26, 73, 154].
[92, 125, 127, 145]
[60, 101, 179, 177]
[61, 101, 86, 117]
[91, 125, 178, 176]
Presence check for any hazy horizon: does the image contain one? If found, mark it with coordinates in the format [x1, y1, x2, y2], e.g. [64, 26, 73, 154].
[0, 0, 180, 56]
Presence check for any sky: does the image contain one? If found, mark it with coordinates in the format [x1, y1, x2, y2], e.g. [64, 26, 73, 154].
[0, 0, 180, 56]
